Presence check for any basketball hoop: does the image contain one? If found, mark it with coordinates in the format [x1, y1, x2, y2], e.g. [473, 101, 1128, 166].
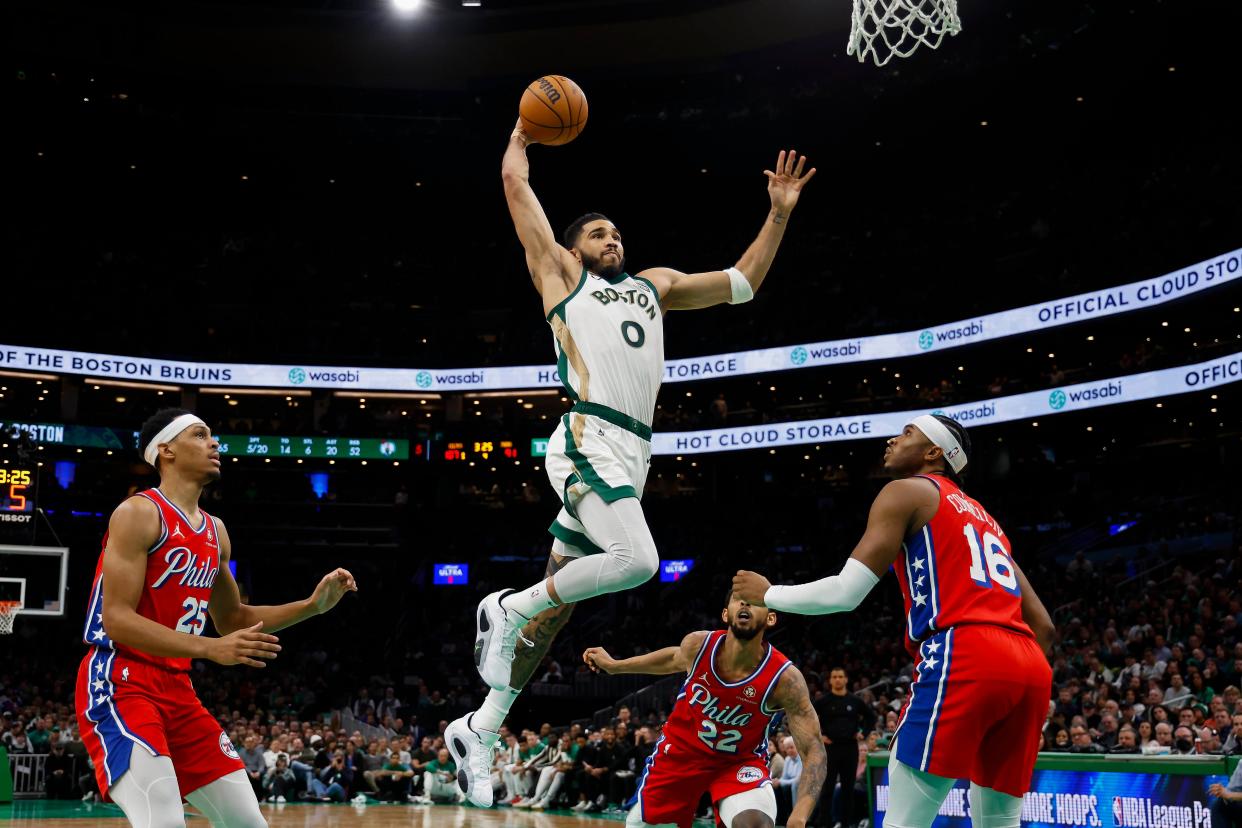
[0, 601, 19, 635]
[848, 0, 961, 67]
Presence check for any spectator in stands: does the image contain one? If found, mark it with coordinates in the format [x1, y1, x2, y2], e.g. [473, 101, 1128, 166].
[1048, 727, 1070, 751]
[27, 717, 51, 753]
[311, 750, 351, 801]
[1197, 726, 1221, 755]
[768, 737, 785, 781]
[574, 728, 617, 812]
[423, 748, 463, 803]
[351, 688, 376, 721]
[290, 736, 316, 795]
[5, 726, 29, 754]
[520, 731, 577, 810]
[1110, 726, 1140, 754]
[263, 754, 296, 803]
[1172, 726, 1197, 755]
[1223, 713, 1242, 754]
[772, 736, 802, 825]
[1165, 674, 1194, 707]
[492, 732, 520, 802]
[239, 734, 267, 797]
[43, 740, 75, 799]
[377, 687, 402, 722]
[1069, 725, 1105, 754]
[374, 752, 416, 802]
[1096, 714, 1120, 749]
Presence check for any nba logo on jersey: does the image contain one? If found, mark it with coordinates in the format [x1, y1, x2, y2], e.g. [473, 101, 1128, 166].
[121, 667, 129, 682]
[743, 685, 757, 699]
[219, 732, 239, 760]
[736, 766, 764, 784]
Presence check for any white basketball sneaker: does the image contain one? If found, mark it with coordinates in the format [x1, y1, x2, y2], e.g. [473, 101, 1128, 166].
[474, 589, 530, 692]
[445, 713, 499, 808]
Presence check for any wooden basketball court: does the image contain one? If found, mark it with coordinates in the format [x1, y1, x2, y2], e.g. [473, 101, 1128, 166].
[0, 800, 640, 826]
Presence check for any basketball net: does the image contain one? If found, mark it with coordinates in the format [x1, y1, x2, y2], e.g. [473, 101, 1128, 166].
[0, 602, 19, 635]
[848, 0, 961, 67]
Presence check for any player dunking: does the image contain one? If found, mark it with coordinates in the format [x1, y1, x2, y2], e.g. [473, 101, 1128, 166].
[732, 415, 1055, 828]
[581, 591, 826, 828]
[447, 120, 816, 806]
[75, 409, 358, 827]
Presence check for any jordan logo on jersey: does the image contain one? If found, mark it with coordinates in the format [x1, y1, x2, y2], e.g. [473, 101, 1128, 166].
[687, 685, 753, 727]
[151, 547, 219, 590]
[171, 524, 185, 540]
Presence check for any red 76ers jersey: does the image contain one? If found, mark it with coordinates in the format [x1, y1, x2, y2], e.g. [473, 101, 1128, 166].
[660, 630, 792, 764]
[892, 474, 1034, 656]
[82, 488, 221, 672]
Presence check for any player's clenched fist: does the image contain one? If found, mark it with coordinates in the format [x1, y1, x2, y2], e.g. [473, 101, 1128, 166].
[731, 570, 772, 607]
[582, 646, 617, 674]
[206, 621, 281, 668]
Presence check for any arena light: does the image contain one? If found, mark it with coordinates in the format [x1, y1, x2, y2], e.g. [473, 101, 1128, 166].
[87, 377, 180, 392]
[392, 0, 421, 12]
[200, 387, 312, 397]
[333, 391, 441, 400]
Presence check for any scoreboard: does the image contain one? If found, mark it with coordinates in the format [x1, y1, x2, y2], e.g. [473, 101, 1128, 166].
[216, 435, 409, 460]
[442, 440, 519, 461]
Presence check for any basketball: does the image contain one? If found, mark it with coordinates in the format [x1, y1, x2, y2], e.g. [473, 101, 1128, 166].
[519, 75, 588, 146]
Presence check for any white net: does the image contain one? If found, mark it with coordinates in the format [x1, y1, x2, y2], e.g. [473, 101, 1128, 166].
[848, 0, 961, 67]
[0, 602, 18, 635]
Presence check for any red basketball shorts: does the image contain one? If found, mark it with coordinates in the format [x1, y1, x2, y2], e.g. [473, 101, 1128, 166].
[893, 624, 1051, 797]
[632, 737, 772, 828]
[75, 646, 244, 800]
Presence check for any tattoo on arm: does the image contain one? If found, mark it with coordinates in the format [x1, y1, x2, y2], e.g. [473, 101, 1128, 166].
[773, 213, 788, 225]
[778, 668, 827, 812]
[509, 553, 577, 689]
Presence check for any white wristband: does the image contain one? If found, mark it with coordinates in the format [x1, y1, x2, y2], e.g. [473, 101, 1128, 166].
[763, 557, 880, 616]
[726, 267, 753, 304]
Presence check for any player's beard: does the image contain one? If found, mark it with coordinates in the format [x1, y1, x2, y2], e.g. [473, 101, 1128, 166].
[583, 250, 625, 280]
[729, 619, 762, 641]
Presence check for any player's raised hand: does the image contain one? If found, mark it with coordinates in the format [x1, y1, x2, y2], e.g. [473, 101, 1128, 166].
[582, 646, 617, 674]
[764, 149, 816, 214]
[207, 621, 281, 668]
[511, 117, 534, 147]
[310, 568, 358, 615]
[731, 570, 772, 607]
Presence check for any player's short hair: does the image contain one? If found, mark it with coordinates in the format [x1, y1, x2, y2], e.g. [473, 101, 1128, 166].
[563, 212, 612, 249]
[139, 408, 194, 473]
[931, 414, 971, 486]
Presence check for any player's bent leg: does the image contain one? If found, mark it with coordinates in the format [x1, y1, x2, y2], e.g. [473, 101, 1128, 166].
[717, 786, 778, 828]
[968, 783, 1023, 828]
[108, 750, 187, 828]
[884, 750, 957, 828]
[549, 493, 659, 603]
[184, 770, 267, 828]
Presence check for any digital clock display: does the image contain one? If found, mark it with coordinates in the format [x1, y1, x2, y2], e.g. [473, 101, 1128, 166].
[216, 435, 409, 460]
[1, 468, 33, 512]
[442, 440, 519, 461]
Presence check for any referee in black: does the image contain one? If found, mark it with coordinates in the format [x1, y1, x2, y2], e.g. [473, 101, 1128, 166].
[812, 667, 875, 828]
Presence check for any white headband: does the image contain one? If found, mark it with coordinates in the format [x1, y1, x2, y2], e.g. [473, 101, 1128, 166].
[143, 414, 207, 467]
[910, 414, 967, 473]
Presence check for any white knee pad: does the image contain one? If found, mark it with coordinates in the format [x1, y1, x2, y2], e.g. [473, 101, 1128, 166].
[969, 783, 1023, 828]
[717, 784, 778, 827]
[184, 770, 267, 828]
[109, 750, 187, 828]
[884, 749, 957, 828]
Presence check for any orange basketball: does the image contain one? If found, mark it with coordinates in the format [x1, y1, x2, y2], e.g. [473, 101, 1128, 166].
[519, 75, 588, 146]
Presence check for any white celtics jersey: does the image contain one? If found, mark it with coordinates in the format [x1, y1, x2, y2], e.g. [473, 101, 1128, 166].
[547, 269, 664, 427]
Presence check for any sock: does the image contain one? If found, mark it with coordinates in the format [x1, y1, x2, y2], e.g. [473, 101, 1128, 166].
[501, 581, 559, 620]
[473, 687, 519, 735]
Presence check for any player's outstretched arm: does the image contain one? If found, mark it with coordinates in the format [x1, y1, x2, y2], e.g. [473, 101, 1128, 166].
[1014, 560, 1055, 654]
[583, 630, 708, 676]
[770, 665, 826, 828]
[100, 498, 280, 667]
[501, 119, 579, 303]
[207, 519, 357, 636]
[733, 478, 934, 613]
[641, 149, 816, 311]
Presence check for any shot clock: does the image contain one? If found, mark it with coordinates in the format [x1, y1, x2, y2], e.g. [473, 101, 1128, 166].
[0, 468, 33, 512]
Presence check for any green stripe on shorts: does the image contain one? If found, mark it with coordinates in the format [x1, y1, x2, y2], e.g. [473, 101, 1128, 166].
[562, 414, 638, 503]
[547, 519, 605, 556]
